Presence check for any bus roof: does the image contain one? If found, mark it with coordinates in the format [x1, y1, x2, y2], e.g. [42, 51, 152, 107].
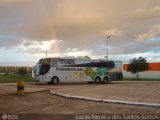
[40, 57, 114, 62]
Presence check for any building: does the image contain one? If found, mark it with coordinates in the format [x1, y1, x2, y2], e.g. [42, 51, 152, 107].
[123, 62, 160, 79]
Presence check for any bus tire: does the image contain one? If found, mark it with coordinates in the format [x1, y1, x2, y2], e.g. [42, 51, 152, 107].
[51, 77, 59, 85]
[95, 77, 101, 84]
[103, 76, 110, 84]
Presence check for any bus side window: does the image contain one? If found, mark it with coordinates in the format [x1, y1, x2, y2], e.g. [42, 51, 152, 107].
[63, 59, 74, 67]
[51, 59, 59, 66]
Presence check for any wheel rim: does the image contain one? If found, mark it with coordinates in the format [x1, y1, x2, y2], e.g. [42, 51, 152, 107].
[52, 78, 58, 84]
[103, 77, 109, 83]
[95, 77, 100, 83]
[54, 78, 58, 84]
[104, 79, 107, 83]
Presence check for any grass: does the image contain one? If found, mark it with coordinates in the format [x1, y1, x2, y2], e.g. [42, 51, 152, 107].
[0, 73, 34, 83]
[123, 78, 160, 81]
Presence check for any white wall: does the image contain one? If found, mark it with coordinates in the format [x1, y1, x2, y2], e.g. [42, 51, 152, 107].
[123, 71, 160, 79]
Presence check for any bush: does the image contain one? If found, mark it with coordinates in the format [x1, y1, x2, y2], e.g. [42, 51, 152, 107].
[17, 68, 27, 76]
[5, 72, 8, 75]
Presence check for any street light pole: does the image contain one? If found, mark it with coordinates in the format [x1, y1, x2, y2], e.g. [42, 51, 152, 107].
[106, 36, 110, 60]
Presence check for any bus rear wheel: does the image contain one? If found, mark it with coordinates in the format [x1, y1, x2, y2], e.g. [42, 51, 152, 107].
[95, 77, 101, 84]
[103, 76, 110, 84]
[51, 77, 59, 85]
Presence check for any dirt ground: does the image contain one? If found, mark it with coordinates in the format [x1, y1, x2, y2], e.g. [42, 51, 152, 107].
[0, 81, 160, 120]
[0, 91, 160, 120]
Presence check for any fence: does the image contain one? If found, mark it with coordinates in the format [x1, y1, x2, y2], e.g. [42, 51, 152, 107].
[0, 66, 33, 74]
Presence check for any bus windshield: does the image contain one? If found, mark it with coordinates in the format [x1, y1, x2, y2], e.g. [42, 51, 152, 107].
[39, 58, 51, 75]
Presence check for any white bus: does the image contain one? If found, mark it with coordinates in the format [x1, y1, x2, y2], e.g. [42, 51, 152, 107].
[32, 57, 116, 84]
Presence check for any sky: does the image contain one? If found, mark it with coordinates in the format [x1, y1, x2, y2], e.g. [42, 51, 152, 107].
[0, 0, 160, 66]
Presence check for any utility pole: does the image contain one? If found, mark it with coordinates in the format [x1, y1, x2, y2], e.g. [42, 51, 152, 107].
[106, 36, 110, 60]
[46, 50, 47, 57]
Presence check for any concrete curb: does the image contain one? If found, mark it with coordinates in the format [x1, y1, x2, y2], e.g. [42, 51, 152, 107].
[50, 90, 160, 108]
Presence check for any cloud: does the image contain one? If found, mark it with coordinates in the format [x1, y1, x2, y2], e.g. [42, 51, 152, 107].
[136, 24, 160, 41]
[0, 33, 22, 48]
[16, 39, 62, 54]
[103, 28, 123, 36]
[136, 33, 154, 41]
[0, 0, 160, 62]
[64, 50, 92, 57]
[121, 38, 160, 54]
[131, 5, 160, 21]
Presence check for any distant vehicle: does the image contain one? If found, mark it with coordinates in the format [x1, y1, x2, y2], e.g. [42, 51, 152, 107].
[32, 57, 116, 84]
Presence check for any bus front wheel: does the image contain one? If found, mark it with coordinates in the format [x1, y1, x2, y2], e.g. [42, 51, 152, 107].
[51, 77, 59, 85]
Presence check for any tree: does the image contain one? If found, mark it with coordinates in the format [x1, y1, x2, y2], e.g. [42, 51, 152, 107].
[127, 57, 149, 79]
[84, 56, 90, 59]
[17, 68, 27, 77]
